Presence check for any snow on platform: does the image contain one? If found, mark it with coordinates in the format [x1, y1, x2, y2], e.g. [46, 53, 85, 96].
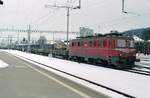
[137, 53, 150, 59]
[136, 53, 150, 66]
[0, 59, 8, 68]
[3, 50, 150, 98]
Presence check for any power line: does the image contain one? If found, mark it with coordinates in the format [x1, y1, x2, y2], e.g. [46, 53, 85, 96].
[70, 0, 78, 3]
[30, 11, 55, 25]
[84, 0, 110, 9]
[0, 28, 78, 34]
[45, 0, 81, 45]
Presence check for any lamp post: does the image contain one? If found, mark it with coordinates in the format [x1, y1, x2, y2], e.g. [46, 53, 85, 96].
[27, 25, 31, 52]
[66, 7, 70, 46]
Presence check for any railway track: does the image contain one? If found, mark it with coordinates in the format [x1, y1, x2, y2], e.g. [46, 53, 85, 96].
[122, 65, 150, 76]
[136, 62, 150, 67]
[71, 59, 150, 76]
[135, 64, 150, 69]
[127, 69, 150, 76]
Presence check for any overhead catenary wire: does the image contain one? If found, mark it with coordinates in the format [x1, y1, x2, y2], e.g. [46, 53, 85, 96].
[45, 0, 81, 45]
[70, 0, 78, 3]
[83, 0, 111, 9]
[79, 0, 150, 33]
[30, 10, 56, 25]
[33, 0, 79, 27]
[84, 13, 150, 33]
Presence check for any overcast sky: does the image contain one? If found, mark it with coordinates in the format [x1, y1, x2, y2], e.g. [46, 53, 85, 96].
[0, 0, 150, 34]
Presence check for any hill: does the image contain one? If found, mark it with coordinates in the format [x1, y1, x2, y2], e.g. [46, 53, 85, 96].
[123, 27, 150, 41]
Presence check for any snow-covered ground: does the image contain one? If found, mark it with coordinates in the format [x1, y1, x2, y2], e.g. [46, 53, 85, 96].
[137, 53, 150, 60]
[136, 53, 150, 68]
[2, 50, 150, 98]
[0, 59, 9, 68]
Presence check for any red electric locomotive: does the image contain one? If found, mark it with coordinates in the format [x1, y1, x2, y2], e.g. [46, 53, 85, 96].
[69, 33, 137, 68]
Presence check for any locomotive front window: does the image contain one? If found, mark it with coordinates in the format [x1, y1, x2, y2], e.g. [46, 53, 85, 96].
[117, 39, 126, 48]
[129, 40, 134, 48]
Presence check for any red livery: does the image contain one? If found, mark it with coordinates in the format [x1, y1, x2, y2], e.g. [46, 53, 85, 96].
[69, 34, 137, 68]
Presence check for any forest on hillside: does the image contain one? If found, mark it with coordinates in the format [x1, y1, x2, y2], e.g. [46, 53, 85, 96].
[123, 27, 150, 41]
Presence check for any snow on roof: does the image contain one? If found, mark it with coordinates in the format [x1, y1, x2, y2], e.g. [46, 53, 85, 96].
[133, 35, 144, 41]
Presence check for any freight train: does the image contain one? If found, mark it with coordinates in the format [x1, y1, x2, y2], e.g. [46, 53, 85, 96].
[15, 44, 54, 56]
[51, 33, 139, 69]
[14, 33, 139, 69]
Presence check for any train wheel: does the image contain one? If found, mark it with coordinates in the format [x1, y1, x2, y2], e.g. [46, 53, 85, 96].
[88, 58, 96, 64]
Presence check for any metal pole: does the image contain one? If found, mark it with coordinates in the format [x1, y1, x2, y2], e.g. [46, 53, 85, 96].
[28, 24, 31, 52]
[17, 31, 19, 44]
[122, 0, 124, 12]
[66, 7, 70, 46]
[122, 0, 127, 13]
[79, 0, 81, 9]
[45, 0, 81, 45]
[7, 35, 9, 49]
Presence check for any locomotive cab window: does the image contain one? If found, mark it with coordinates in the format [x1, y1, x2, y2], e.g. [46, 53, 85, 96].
[127, 40, 134, 48]
[117, 39, 126, 48]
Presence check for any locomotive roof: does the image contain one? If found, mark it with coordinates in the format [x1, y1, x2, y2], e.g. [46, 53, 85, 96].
[71, 33, 133, 41]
